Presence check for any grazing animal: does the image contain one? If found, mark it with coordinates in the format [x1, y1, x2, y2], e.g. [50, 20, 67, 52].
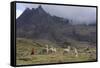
[63, 46, 71, 55]
[84, 46, 90, 52]
[41, 45, 57, 54]
[31, 48, 35, 55]
[74, 47, 78, 57]
[45, 44, 49, 54]
[49, 47, 57, 54]
[41, 44, 49, 54]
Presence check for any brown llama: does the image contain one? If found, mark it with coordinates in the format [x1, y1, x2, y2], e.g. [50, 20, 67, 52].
[31, 48, 35, 55]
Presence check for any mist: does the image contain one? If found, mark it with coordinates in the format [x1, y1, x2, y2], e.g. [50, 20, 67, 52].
[16, 3, 96, 24]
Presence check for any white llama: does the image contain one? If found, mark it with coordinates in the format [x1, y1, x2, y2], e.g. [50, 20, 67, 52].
[63, 46, 71, 54]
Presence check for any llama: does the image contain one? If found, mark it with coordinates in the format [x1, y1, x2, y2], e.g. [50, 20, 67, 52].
[31, 48, 35, 55]
[45, 44, 49, 54]
[41, 44, 49, 54]
[63, 46, 79, 57]
[49, 47, 57, 54]
[74, 47, 78, 57]
[63, 46, 71, 55]
[41, 45, 57, 54]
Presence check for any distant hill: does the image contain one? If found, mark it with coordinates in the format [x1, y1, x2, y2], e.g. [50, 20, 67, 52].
[16, 5, 96, 46]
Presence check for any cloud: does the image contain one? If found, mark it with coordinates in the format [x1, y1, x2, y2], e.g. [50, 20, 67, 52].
[16, 3, 96, 24]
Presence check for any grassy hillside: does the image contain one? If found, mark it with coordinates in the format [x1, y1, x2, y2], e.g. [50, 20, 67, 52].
[16, 38, 96, 65]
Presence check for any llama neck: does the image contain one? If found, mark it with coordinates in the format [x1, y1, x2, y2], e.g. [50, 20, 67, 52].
[45, 45, 49, 49]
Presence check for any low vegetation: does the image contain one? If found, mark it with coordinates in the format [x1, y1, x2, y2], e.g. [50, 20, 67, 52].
[16, 38, 96, 65]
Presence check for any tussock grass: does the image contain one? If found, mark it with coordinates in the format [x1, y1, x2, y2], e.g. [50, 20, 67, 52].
[16, 38, 96, 65]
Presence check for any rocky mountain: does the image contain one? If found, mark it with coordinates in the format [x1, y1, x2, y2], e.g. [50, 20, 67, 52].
[16, 5, 96, 45]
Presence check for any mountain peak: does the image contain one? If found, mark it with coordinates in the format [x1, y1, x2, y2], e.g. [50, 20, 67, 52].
[36, 5, 47, 15]
[38, 5, 42, 9]
[37, 5, 44, 11]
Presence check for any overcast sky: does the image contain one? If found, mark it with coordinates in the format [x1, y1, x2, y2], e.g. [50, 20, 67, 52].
[16, 3, 96, 24]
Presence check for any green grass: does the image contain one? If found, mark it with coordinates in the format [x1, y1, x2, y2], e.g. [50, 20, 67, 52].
[16, 38, 96, 65]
